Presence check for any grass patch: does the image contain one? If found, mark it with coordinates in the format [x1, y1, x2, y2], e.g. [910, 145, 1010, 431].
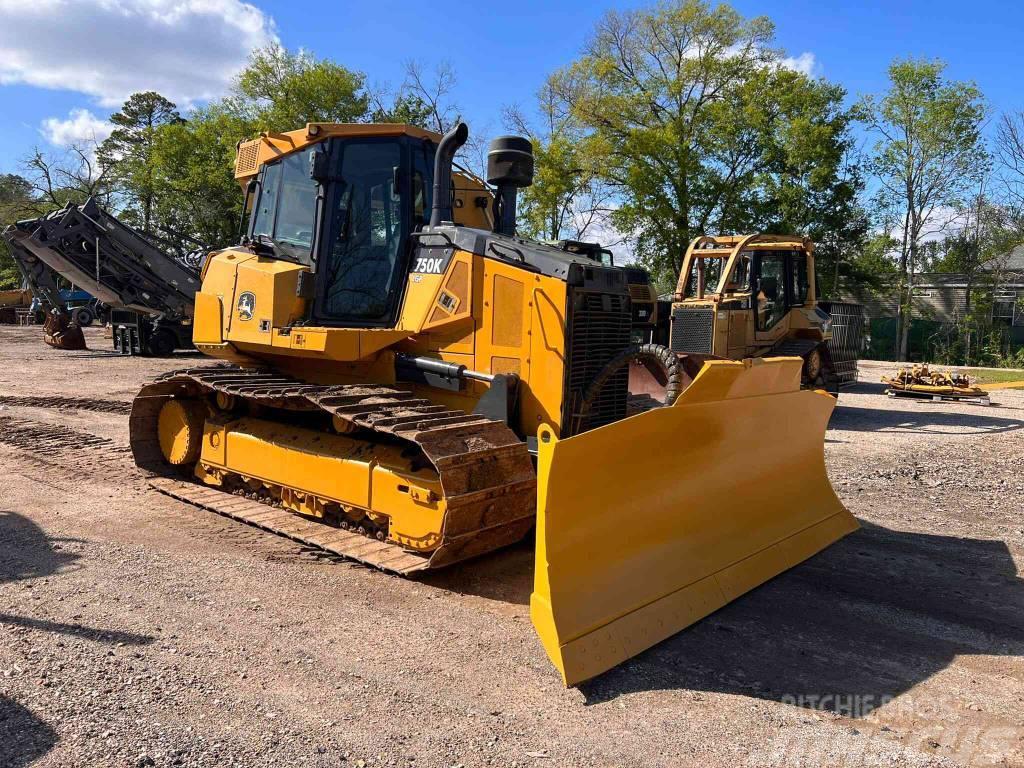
[958, 368, 1024, 386]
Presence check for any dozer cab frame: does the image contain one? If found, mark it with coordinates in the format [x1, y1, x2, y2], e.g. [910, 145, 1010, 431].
[669, 234, 837, 390]
[129, 122, 856, 686]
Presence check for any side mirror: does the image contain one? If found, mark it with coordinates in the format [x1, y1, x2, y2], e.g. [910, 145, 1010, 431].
[309, 147, 329, 182]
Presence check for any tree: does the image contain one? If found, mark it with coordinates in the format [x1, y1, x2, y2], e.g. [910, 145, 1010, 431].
[227, 43, 369, 131]
[995, 111, 1024, 213]
[21, 142, 113, 210]
[148, 105, 252, 252]
[0, 174, 37, 289]
[504, 83, 616, 244]
[371, 61, 459, 134]
[139, 44, 375, 252]
[98, 91, 182, 234]
[861, 58, 988, 360]
[542, 0, 861, 286]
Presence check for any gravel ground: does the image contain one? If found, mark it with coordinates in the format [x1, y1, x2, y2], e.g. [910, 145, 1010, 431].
[0, 326, 1022, 768]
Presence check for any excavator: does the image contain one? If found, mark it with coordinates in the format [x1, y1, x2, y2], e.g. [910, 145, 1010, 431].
[129, 122, 857, 686]
[667, 234, 838, 390]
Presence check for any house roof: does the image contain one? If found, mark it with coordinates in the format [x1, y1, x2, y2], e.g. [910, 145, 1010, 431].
[985, 244, 1024, 272]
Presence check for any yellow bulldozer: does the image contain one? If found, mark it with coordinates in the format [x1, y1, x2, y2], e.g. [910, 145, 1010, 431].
[129, 122, 857, 685]
[667, 234, 838, 390]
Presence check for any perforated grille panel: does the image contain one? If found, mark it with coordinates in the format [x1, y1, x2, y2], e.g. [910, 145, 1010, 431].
[565, 290, 631, 434]
[235, 140, 261, 178]
[670, 306, 715, 354]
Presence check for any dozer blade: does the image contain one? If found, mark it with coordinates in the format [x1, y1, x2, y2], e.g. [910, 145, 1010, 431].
[530, 357, 858, 686]
[42, 311, 86, 351]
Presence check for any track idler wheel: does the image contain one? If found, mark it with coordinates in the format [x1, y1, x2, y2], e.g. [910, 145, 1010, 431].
[157, 399, 207, 466]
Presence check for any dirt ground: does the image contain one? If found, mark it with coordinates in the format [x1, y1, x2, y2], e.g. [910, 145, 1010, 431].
[1, 326, 1022, 768]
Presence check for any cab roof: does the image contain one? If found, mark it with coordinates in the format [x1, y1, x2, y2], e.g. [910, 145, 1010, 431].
[234, 123, 442, 181]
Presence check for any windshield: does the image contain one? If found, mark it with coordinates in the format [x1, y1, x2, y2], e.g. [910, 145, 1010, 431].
[250, 145, 320, 263]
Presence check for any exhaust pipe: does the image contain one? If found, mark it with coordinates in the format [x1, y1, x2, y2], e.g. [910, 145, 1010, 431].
[487, 136, 534, 237]
[430, 122, 469, 228]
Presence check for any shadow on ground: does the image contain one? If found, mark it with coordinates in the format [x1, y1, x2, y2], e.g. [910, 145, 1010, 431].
[0, 614, 154, 646]
[0, 510, 81, 583]
[830, 404, 1023, 435]
[0, 695, 58, 768]
[0, 510, 156, 647]
[427, 517, 1022, 717]
[575, 522, 1023, 713]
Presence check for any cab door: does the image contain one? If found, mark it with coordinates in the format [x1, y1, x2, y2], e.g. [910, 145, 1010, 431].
[752, 250, 793, 346]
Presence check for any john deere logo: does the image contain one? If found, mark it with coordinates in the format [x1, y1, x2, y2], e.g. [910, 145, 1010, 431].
[237, 291, 256, 321]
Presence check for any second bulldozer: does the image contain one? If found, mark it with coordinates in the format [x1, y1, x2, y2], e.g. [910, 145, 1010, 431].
[668, 234, 838, 390]
[130, 122, 857, 685]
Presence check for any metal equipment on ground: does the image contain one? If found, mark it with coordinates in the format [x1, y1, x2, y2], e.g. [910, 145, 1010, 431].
[129, 121, 857, 685]
[0, 288, 32, 324]
[2, 199, 200, 355]
[3, 233, 87, 350]
[883, 364, 990, 405]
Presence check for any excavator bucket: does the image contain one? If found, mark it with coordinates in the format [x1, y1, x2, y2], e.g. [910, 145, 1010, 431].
[530, 357, 857, 686]
[42, 311, 86, 351]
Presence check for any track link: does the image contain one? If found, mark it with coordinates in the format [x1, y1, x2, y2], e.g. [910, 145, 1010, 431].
[129, 365, 537, 574]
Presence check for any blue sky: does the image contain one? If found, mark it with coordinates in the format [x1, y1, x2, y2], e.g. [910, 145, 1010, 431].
[0, 0, 1021, 175]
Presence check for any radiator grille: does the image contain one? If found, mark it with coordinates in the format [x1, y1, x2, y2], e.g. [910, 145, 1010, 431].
[819, 301, 864, 385]
[670, 305, 715, 354]
[565, 290, 631, 434]
[628, 284, 656, 302]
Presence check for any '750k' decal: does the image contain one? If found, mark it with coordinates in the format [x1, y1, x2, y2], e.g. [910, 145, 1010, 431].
[411, 255, 449, 274]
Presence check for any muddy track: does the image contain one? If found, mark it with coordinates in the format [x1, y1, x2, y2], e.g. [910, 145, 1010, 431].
[0, 394, 132, 414]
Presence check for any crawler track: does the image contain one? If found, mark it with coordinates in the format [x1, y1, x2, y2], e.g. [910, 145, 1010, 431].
[129, 365, 537, 574]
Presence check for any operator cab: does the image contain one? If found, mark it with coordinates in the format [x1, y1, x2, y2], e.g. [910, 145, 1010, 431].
[235, 124, 616, 334]
[244, 133, 438, 326]
[678, 237, 813, 332]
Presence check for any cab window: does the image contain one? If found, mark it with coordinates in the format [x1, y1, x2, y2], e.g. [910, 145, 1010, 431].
[727, 252, 752, 291]
[791, 251, 810, 305]
[755, 252, 787, 331]
[684, 257, 723, 297]
[249, 147, 319, 263]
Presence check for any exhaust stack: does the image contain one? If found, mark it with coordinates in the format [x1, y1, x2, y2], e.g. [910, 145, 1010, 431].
[430, 122, 469, 228]
[487, 136, 534, 237]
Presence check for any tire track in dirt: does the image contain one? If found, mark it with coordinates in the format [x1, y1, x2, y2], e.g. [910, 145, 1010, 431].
[0, 395, 132, 414]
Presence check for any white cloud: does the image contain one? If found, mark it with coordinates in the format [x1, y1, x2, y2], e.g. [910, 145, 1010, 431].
[41, 108, 113, 146]
[780, 52, 819, 78]
[0, 0, 277, 107]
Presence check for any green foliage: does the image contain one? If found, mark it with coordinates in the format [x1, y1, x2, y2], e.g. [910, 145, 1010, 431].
[148, 105, 252, 252]
[227, 43, 369, 131]
[539, 0, 863, 285]
[509, 83, 609, 244]
[0, 174, 37, 289]
[98, 91, 182, 234]
[371, 93, 435, 127]
[102, 44, 374, 252]
[861, 58, 989, 359]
